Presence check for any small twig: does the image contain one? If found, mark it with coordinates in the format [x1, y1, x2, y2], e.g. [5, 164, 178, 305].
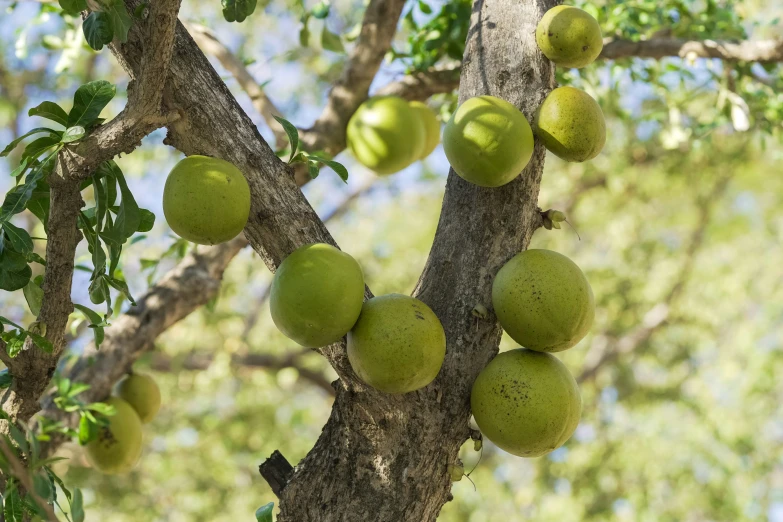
[259, 450, 295, 497]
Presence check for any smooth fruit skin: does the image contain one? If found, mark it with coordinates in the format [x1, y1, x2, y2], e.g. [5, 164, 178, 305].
[442, 95, 534, 187]
[535, 86, 606, 162]
[116, 373, 161, 424]
[163, 155, 251, 245]
[347, 294, 446, 394]
[536, 6, 603, 69]
[86, 397, 144, 475]
[409, 101, 440, 159]
[471, 348, 581, 457]
[346, 96, 426, 175]
[270, 243, 365, 348]
[492, 249, 594, 352]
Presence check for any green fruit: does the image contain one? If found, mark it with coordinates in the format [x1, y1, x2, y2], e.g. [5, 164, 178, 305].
[535, 86, 606, 162]
[409, 101, 440, 159]
[442, 95, 534, 187]
[346, 96, 426, 175]
[163, 155, 251, 245]
[270, 243, 365, 347]
[492, 249, 594, 352]
[85, 397, 144, 475]
[347, 294, 446, 394]
[116, 373, 161, 424]
[536, 6, 603, 68]
[471, 348, 581, 457]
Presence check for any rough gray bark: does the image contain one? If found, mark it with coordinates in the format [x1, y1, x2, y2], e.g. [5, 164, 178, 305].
[271, 0, 556, 520]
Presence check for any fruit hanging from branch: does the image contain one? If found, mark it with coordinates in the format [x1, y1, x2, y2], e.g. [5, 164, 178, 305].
[492, 249, 594, 352]
[116, 373, 162, 424]
[536, 5, 603, 69]
[442, 95, 534, 187]
[471, 349, 582, 458]
[409, 101, 441, 160]
[162, 155, 251, 245]
[85, 397, 144, 475]
[535, 86, 606, 162]
[347, 293, 446, 393]
[270, 243, 365, 347]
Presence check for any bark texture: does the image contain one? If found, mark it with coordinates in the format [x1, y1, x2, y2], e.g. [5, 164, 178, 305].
[271, 0, 556, 520]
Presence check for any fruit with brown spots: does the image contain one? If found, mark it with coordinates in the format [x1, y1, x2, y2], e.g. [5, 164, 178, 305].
[471, 348, 581, 457]
[85, 397, 144, 474]
[492, 249, 594, 352]
[347, 294, 446, 393]
[535, 86, 606, 162]
[536, 6, 603, 69]
[116, 373, 161, 424]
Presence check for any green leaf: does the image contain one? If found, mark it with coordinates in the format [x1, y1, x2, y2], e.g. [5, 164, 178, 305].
[59, 0, 87, 16]
[311, 1, 330, 19]
[61, 126, 86, 143]
[256, 502, 274, 522]
[310, 156, 349, 183]
[114, 166, 141, 240]
[77, 414, 98, 445]
[2, 222, 33, 254]
[71, 488, 84, 522]
[22, 135, 61, 161]
[321, 27, 344, 53]
[137, 208, 155, 232]
[3, 482, 23, 522]
[222, 0, 257, 22]
[0, 370, 12, 390]
[307, 161, 319, 179]
[299, 17, 311, 47]
[0, 249, 31, 291]
[29, 332, 53, 353]
[273, 116, 300, 163]
[1, 128, 59, 157]
[23, 279, 44, 316]
[107, 276, 136, 305]
[418, 0, 432, 14]
[28, 101, 69, 127]
[44, 466, 72, 503]
[73, 304, 105, 348]
[32, 473, 52, 503]
[104, 0, 133, 43]
[68, 80, 116, 128]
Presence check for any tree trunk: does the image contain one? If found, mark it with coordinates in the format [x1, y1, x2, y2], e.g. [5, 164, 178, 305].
[273, 0, 556, 519]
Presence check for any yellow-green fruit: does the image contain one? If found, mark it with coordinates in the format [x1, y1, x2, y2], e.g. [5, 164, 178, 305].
[347, 294, 446, 393]
[270, 243, 365, 348]
[442, 95, 534, 187]
[116, 373, 161, 424]
[471, 349, 581, 457]
[535, 86, 606, 162]
[346, 96, 426, 175]
[85, 397, 143, 475]
[163, 155, 251, 245]
[492, 249, 594, 352]
[409, 101, 440, 159]
[536, 6, 603, 68]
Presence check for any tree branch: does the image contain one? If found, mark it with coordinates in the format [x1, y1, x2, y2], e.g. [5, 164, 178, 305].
[0, 438, 59, 521]
[185, 22, 289, 148]
[600, 37, 783, 62]
[376, 65, 462, 100]
[298, 0, 408, 156]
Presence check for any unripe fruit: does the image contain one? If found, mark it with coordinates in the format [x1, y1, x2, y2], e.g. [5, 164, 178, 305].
[443, 96, 534, 187]
[492, 249, 594, 352]
[271, 243, 365, 348]
[347, 294, 446, 394]
[536, 6, 603, 69]
[346, 96, 426, 175]
[85, 397, 143, 475]
[163, 155, 251, 245]
[535, 86, 606, 162]
[471, 349, 581, 457]
[409, 101, 440, 159]
[116, 373, 161, 424]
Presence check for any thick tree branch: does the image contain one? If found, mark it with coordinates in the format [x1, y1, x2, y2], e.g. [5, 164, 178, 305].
[376, 65, 462, 100]
[600, 37, 783, 62]
[298, 0, 408, 156]
[186, 23, 289, 148]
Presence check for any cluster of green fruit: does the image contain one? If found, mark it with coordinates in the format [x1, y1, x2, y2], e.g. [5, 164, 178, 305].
[269, 243, 446, 393]
[347, 97, 441, 175]
[85, 373, 162, 474]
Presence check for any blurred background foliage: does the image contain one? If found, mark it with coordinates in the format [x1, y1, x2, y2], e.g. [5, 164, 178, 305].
[1, 0, 782, 520]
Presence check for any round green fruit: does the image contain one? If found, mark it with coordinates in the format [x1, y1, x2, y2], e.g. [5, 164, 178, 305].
[471, 348, 581, 457]
[85, 397, 144, 475]
[409, 101, 440, 159]
[536, 6, 603, 69]
[270, 243, 365, 347]
[116, 373, 161, 424]
[535, 86, 606, 162]
[346, 96, 426, 175]
[493, 249, 594, 352]
[163, 155, 251, 245]
[347, 294, 446, 394]
[442, 95, 534, 187]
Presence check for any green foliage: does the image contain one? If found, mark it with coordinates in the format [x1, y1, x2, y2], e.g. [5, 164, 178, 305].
[255, 502, 274, 522]
[274, 115, 349, 182]
[401, 0, 470, 70]
[222, 0, 258, 23]
[81, 0, 133, 51]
